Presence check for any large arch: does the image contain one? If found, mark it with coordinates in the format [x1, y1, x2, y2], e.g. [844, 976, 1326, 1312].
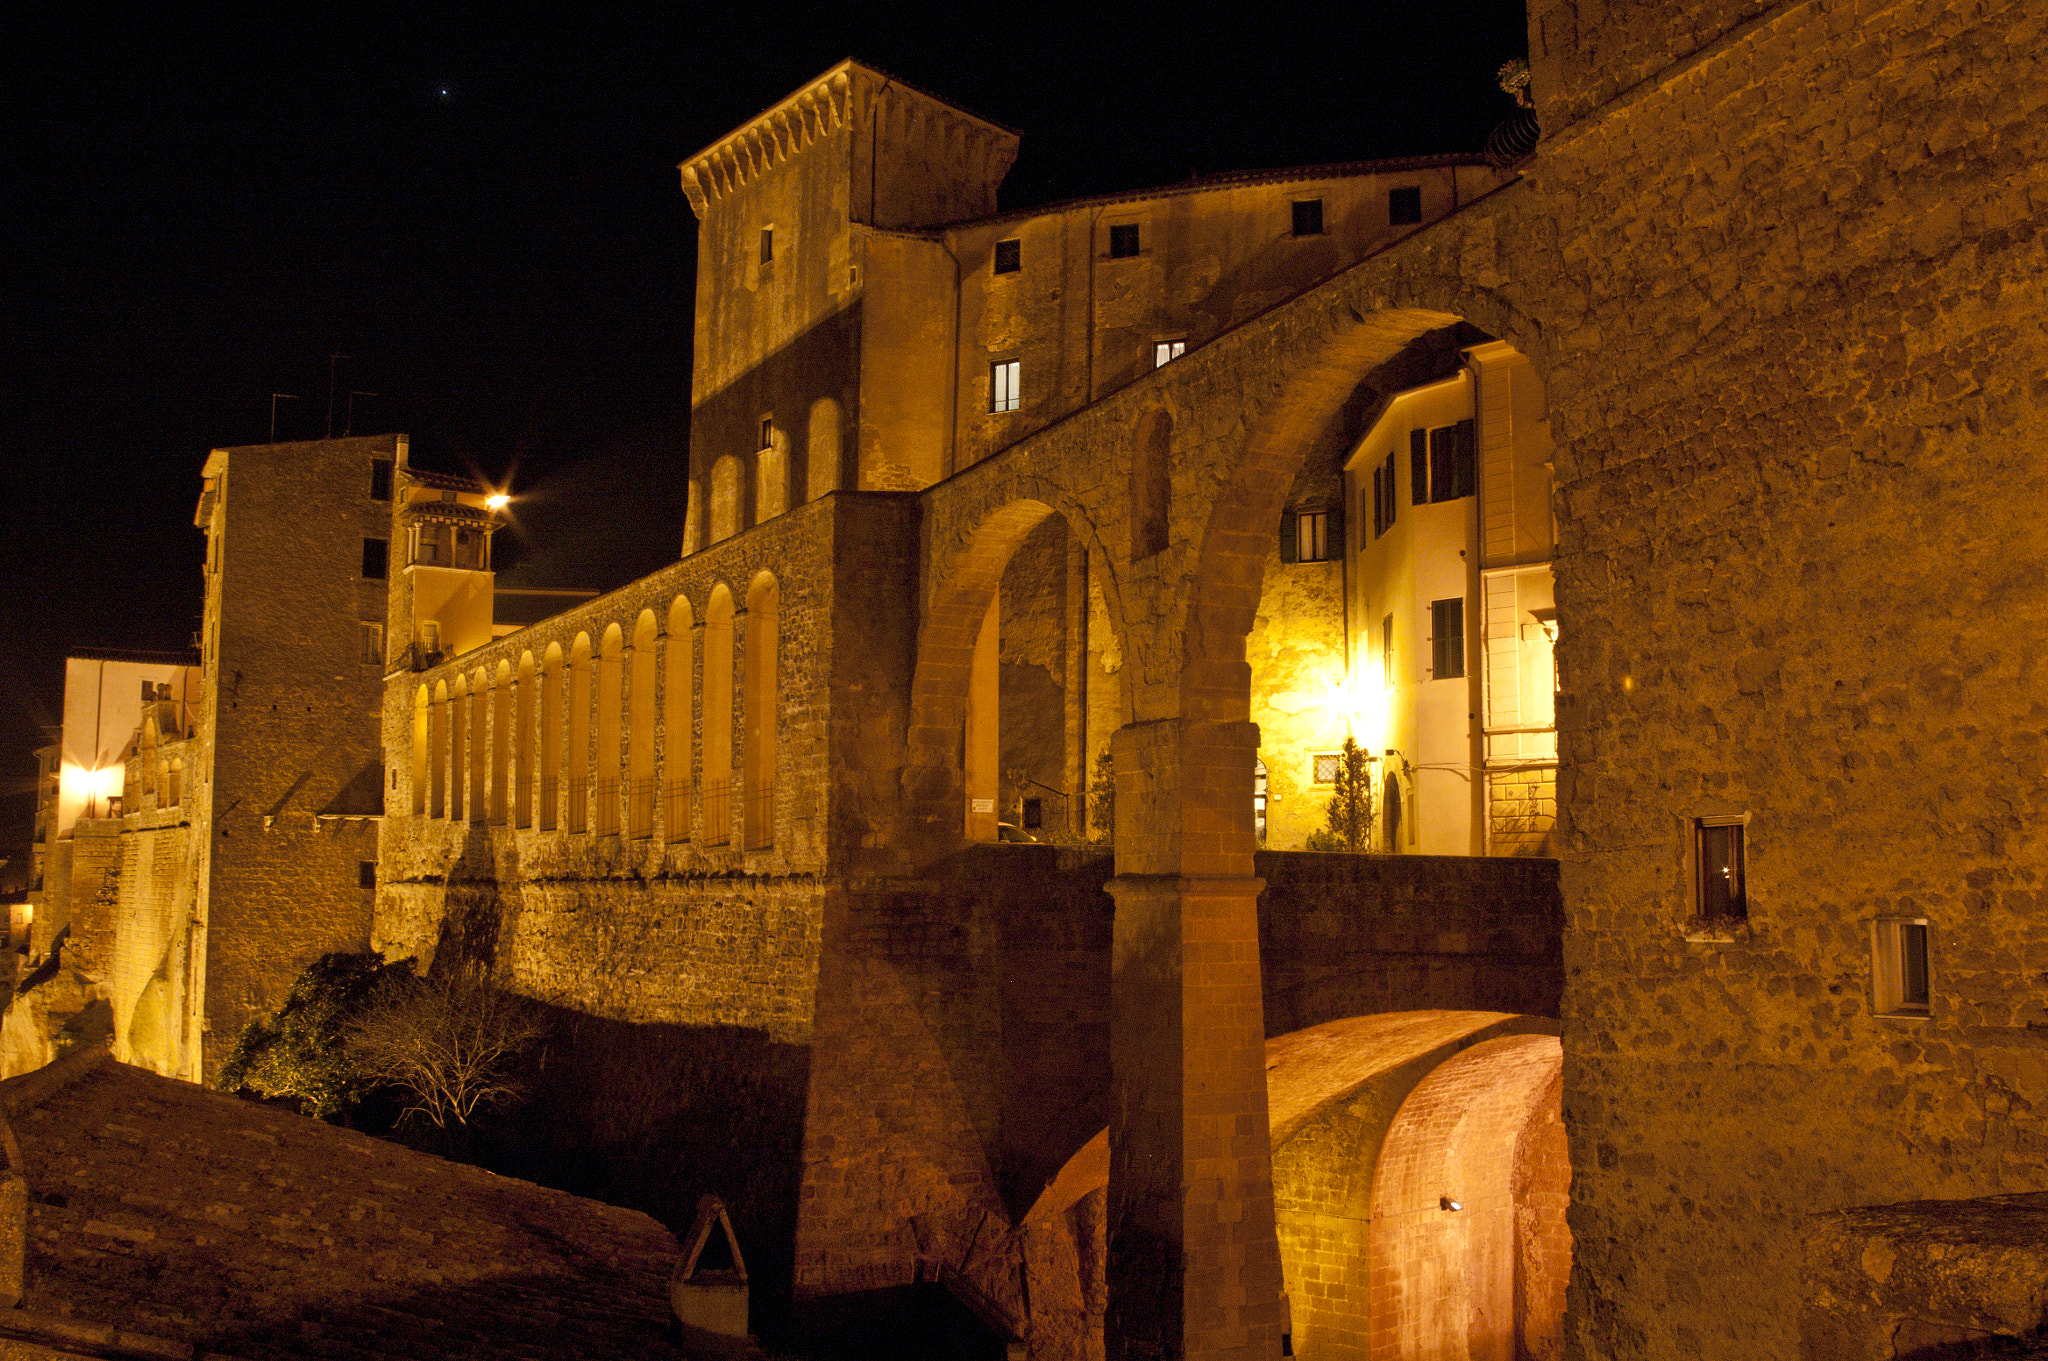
[596, 624, 624, 837]
[629, 610, 658, 839]
[743, 572, 778, 850]
[664, 596, 694, 843]
[539, 642, 563, 831]
[1019, 1013, 1566, 1361]
[703, 585, 734, 847]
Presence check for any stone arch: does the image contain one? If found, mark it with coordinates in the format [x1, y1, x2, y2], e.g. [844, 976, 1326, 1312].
[469, 668, 489, 826]
[540, 642, 564, 830]
[743, 572, 779, 850]
[597, 623, 625, 836]
[1130, 407, 1171, 562]
[514, 651, 535, 827]
[491, 660, 512, 825]
[903, 494, 1126, 854]
[449, 673, 468, 823]
[664, 596, 695, 842]
[703, 585, 735, 847]
[1021, 1012, 1565, 1361]
[431, 680, 449, 819]
[629, 610, 658, 838]
[412, 685, 431, 816]
[568, 633, 592, 832]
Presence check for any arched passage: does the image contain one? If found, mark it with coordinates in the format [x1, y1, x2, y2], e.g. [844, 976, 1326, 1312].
[540, 643, 563, 831]
[596, 624, 624, 836]
[630, 610, 657, 838]
[567, 633, 592, 833]
[1019, 1013, 1566, 1361]
[703, 585, 734, 847]
[514, 652, 535, 827]
[412, 685, 430, 816]
[904, 497, 1122, 852]
[664, 596, 694, 842]
[743, 573, 778, 850]
[490, 661, 511, 825]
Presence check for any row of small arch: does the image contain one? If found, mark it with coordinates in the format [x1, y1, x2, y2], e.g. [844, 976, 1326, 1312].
[410, 573, 779, 850]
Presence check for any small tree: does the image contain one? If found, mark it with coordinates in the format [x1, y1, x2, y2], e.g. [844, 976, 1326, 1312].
[348, 968, 547, 1130]
[217, 951, 413, 1119]
[1308, 737, 1376, 853]
[1088, 749, 1116, 844]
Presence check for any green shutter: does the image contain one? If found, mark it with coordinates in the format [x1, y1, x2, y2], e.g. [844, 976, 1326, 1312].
[1410, 429, 1428, 504]
[1279, 511, 1298, 563]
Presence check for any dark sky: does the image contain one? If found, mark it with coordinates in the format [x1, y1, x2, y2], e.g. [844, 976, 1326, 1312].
[0, 1, 1529, 870]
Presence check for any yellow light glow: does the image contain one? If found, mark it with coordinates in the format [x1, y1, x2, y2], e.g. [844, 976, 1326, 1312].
[485, 493, 510, 510]
[60, 764, 125, 803]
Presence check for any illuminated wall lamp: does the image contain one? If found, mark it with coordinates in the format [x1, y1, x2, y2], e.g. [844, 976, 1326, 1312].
[1440, 1196, 1462, 1212]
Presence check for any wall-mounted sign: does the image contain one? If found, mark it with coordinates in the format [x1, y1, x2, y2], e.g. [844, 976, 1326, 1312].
[971, 799, 995, 814]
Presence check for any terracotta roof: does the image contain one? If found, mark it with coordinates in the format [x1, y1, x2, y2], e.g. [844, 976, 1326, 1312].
[1, 1051, 685, 1361]
[403, 501, 497, 528]
[403, 468, 487, 494]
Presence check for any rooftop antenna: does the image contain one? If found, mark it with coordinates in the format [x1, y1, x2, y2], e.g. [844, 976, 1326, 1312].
[269, 393, 301, 442]
[345, 391, 378, 437]
[325, 353, 353, 438]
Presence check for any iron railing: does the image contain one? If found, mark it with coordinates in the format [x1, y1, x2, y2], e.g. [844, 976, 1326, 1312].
[700, 780, 732, 847]
[627, 778, 656, 840]
[743, 782, 775, 850]
[567, 777, 588, 833]
[538, 775, 557, 831]
[594, 778, 620, 837]
[663, 780, 692, 844]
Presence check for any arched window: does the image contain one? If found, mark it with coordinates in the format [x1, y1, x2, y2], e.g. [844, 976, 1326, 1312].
[743, 573, 779, 850]
[165, 757, 183, 809]
[568, 634, 592, 833]
[664, 597, 695, 843]
[431, 681, 449, 819]
[413, 686, 431, 816]
[703, 586, 734, 846]
[540, 644, 563, 831]
[490, 661, 511, 825]
[629, 611, 657, 838]
[1131, 408, 1171, 560]
[514, 653, 535, 828]
[449, 675, 468, 822]
[596, 625, 623, 836]
[469, 669, 489, 824]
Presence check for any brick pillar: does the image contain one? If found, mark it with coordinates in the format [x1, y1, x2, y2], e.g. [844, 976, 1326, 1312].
[1107, 718, 1284, 1361]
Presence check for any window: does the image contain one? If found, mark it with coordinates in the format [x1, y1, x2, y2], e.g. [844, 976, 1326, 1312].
[1693, 817, 1747, 919]
[1108, 223, 1141, 258]
[1296, 511, 1330, 562]
[370, 460, 393, 501]
[759, 226, 773, 263]
[1430, 598, 1465, 679]
[360, 623, 384, 666]
[993, 238, 1021, 274]
[1373, 450, 1398, 536]
[1873, 919, 1931, 1017]
[1312, 753, 1342, 785]
[1389, 185, 1423, 225]
[1153, 340, 1185, 368]
[1382, 614, 1394, 688]
[1292, 199, 1324, 236]
[1409, 420, 1477, 503]
[1022, 796, 1043, 829]
[990, 359, 1022, 413]
[758, 416, 773, 449]
[361, 538, 388, 580]
[358, 861, 377, 890]
[421, 620, 441, 657]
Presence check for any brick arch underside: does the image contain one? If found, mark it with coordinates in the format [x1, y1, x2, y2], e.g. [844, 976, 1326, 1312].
[1012, 1012, 1560, 1361]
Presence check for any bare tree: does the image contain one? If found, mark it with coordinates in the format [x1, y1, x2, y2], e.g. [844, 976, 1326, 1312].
[347, 969, 547, 1129]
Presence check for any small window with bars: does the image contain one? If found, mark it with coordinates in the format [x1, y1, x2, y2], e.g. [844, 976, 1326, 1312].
[1693, 817, 1747, 920]
[1108, 223, 1141, 258]
[990, 359, 1022, 413]
[993, 239, 1021, 274]
[1292, 199, 1324, 236]
[1153, 340, 1186, 368]
[1429, 598, 1465, 679]
[1872, 919, 1930, 1017]
[1311, 753, 1342, 785]
[1389, 185, 1423, 225]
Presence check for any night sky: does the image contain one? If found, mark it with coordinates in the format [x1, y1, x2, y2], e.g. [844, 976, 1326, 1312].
[0, 2, 1529, 873]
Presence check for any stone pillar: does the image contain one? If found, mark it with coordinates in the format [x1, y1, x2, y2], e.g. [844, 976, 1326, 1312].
[1107, 717, 1285, 1361]
[1065, 534, 1090, 839]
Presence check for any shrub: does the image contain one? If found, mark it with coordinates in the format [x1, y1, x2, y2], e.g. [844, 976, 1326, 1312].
[349, 968, 546, 1129]
[216, 951, 414, 1119]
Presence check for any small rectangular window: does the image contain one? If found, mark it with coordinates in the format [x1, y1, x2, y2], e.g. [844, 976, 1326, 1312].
[1153, 340, 1186, 368]
[370, 460, 393, 501]
[1873, 919, 1931, 1016]
[1694, 819, 1747, 920]
[358, 861, 377, 889]
[1372, 466, 1385, 536]
[1410, 429, 1429, 505]
[1430, 598, 1465, 679]
[361, 538, 389, 580]
[759, 226, 774, 263]
[360, 622, 384, 666]
[759, 416, 773, 449]
[1296, 511, 1331, 562]
[1292, 199, 1324, 236]
[1389, 185, 1423, 225]
[1022, 796, 1042, 829]
[1312, 753, 1342, 785]
[1381, 451, 1397, 535]
[1381, 614, 1395, 689]
[1108, 223, 1141, 258]
[993, 238, 1021, 274]
[990, 359, 1022, 413]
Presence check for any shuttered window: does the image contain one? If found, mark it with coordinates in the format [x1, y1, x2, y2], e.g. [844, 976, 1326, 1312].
[1411, 419, 1478, 503]
[1410, 429, 1428, 505]
[1430, 598, 1465, 679]
[1382, 451, 1397, 532]
[993, 239, 1021, 274]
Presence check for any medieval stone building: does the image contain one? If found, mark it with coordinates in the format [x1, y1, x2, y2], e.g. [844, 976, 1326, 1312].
[22, 1, 2048, 1356]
